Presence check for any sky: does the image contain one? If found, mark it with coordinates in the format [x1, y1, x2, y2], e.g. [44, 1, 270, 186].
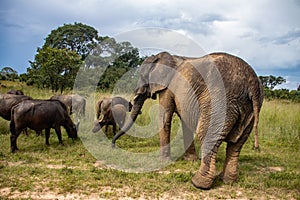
[0, 0, 299, 90]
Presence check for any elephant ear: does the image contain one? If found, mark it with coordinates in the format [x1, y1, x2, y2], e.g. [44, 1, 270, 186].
[96, 100, 103, 119]
[148, 52, 177, 99]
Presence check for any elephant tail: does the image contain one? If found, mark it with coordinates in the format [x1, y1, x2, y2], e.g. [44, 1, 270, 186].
[251, 82, 264, 151]
[252, 100, 260, 151]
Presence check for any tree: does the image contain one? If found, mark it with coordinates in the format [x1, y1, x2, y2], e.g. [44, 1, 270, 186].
[19, 73, 29, 83]
[96, 42, 143, 91]
[27, 22, 99, 92]
[0, 67, 18, 81]
[43, 22, 100, 59]
[259, 75, 286, 90]
[28, 22, 143, 92]
[28, 47, 82, 93]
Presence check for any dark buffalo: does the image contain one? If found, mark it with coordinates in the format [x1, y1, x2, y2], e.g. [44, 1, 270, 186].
[7, 89, 24, 95]
[10, 99, 78, 153]
[50, 94, 86, 117]
[0, 94, 32, 121]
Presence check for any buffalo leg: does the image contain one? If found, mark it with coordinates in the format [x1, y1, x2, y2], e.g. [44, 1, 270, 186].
[10, 134, 20, 153]
[10, 121, 20, 153]
[54, 127, 63, 144]
[45, 128, 51, 145]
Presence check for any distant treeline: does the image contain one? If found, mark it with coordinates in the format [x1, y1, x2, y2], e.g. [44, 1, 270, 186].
[259, 75, 300, 102]
[263, 88, 300, 102]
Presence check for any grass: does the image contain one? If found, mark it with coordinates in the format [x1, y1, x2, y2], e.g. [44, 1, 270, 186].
[0, 82, 300, 199]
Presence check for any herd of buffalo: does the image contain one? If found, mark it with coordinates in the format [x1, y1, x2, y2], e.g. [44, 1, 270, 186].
[0, 89, 131, 153]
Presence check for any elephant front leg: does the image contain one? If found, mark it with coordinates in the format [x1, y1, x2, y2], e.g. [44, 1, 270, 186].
[158, 97, 175, 160]
[158, 111, 172, 160]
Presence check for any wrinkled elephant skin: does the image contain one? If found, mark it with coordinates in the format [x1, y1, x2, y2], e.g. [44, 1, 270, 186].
[112, 52, 264, 189]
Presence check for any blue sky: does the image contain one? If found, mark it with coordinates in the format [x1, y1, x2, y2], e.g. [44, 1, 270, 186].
[0, 0, 299, 90]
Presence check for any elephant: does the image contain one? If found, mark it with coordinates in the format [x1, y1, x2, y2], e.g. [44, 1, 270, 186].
[112, 52, 264, 189]
[92, 104, 127, 135]
[96, 96, 132, 120]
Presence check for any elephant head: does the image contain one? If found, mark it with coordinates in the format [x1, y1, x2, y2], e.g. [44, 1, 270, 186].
[112, 52, 178, 146]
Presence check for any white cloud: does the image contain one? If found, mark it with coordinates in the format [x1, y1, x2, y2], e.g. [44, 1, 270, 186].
[0, 0, 299, 89]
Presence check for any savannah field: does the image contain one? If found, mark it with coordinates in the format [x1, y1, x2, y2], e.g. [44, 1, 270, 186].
[0, 81, 299, 200]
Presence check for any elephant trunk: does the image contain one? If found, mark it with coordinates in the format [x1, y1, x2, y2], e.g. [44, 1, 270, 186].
[112, 94, 147, 147]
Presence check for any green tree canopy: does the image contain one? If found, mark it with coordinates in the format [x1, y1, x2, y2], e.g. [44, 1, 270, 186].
[78, 36, 144, 92]
[97, 48, 142, 91]
[0, 67, 18, 81]
[28, 47, 82, 93]
[27, 22, 143, 93]
[43, 22, 100, 59]
[259, 75, 286, 90]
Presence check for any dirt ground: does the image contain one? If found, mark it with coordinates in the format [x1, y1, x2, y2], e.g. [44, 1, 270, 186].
[0, 161, 297, 200]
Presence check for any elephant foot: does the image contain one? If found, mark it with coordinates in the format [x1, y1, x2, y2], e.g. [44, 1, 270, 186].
[191, 171, 214, 190]
[184, 153, 198, 161]
[218, 171, 238, 184]
[160, 155, 171, 161]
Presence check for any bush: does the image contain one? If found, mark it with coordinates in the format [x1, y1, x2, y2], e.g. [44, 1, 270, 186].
[263, 88, 300, 102]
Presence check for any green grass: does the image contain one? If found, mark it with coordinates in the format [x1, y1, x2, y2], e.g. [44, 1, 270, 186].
[0, 83, 299, 199]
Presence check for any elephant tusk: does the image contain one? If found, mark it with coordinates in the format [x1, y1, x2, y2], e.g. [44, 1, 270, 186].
[133, 95, 139, 101]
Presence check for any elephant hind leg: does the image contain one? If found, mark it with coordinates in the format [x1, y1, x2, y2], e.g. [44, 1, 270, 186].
[192, 151, 218, 189]
[192, 114, 226, 189]
[221, 118, 254, 184]
[182, 120, 198, 161]
[192, 109, 240, 189]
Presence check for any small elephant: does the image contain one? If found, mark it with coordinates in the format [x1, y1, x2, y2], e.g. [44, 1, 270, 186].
[112, 52, 264, 189]
[96, 96, 132, 120]
[92, 104, 127, 135]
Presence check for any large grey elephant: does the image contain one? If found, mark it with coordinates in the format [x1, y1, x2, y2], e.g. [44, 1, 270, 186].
[112, 52, 264, 189]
